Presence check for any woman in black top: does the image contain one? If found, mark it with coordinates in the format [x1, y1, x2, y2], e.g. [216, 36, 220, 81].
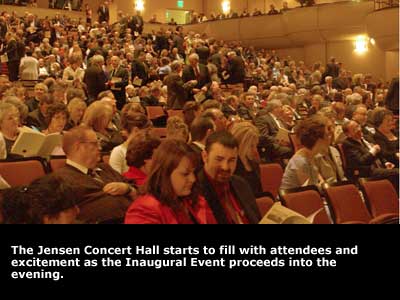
[373, 109, 399, 167]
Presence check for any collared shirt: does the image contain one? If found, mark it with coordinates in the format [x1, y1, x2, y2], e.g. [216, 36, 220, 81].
[204, 170, 249, 224]
[192, 141, 205, 151]
[66, 159, 89, 175]
[269, 112, 284, 129]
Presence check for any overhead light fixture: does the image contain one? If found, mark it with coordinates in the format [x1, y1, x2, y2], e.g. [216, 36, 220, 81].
[222, 1, 231, 14]
[135, 0, 145, 12]
[354, 35, 368, 54]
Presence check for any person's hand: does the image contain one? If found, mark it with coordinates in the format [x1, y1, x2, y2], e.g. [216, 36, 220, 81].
[103, 183, 131, 196]
[201, 86, 208, 93]
[370, 144, 381, 155]
[192, 88, 201, 94]
[385, 162, 395, 170]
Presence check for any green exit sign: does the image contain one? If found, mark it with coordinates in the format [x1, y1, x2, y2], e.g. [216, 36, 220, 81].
[177, 0, 184, 8]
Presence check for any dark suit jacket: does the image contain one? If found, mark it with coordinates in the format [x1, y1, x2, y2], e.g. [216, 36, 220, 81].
[373, 130, 399, 166]
[227, 56, 245, 84]
[254, 111, 280, 143]
[26, 109, 47, 131]
[131, 60, 148, 85]
[182, 64, 211, 91]
[164, 72, 189, 109]
[221, 103, 238, 119]
[109, 66, 129, 107]
[53, 163, 131, 224]
[133, 15, 144, 34]
[342, 137, 387, 178]
[197, 169, 261, 224]
[196, 46, 210, 65]
[83, 65, 108, 101]
[97, 5, 109, 23]
[4, 39, 19, 62]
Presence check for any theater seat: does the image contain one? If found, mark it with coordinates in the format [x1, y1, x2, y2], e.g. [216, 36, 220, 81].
[49, 158, 67, 172]
[259, 163, 283, 199]
[151, 127, 167, 139]
[0, 158, 47, 187]
[256, 196, 275, 216]
[359, 179, 399, 222]
[279, 186, 332, 224]
[323, 182, 396, 224]
[167, 110, 184, 120]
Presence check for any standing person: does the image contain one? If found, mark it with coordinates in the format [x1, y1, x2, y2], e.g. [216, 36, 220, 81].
[125, 140, 217, 224]
[2, 33, 19, 82]
[19, 50, 39, 81]
[83, 55, 108, 102]
[182, 53, 211, 101]
[197, 131, 261, 224]
[108, 56, 129, 110]
[132, 10, 144, 36]
[164, 61, 196, 109]
[97, 1, 110, 24]
[85, 3, 93, 25]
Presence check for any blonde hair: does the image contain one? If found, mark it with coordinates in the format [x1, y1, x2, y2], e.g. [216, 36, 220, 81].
[82, 101, 112, 133]
[67, 97, 87, 113]
[230, 122, 259, 166]
[166, 116, 189, 142]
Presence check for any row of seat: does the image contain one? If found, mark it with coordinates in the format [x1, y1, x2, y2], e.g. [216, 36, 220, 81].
[257, 180, 399, 224]
[1, 158, 397, 224]
[0, 155, 110, 187]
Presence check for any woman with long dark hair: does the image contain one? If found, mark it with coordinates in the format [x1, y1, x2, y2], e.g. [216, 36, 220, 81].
[125, 139, 216, 224]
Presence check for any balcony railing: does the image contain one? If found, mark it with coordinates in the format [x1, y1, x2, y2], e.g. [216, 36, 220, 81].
[374, 0, 399, 10]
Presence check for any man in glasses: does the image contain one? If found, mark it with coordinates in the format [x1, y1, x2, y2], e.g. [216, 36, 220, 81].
[52, 126, 136, 224]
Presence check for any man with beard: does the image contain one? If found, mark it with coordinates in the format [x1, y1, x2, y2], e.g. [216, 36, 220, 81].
[197, 131, 261, 224]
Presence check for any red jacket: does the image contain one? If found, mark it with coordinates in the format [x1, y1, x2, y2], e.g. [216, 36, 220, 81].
[125, 194, 217, 224]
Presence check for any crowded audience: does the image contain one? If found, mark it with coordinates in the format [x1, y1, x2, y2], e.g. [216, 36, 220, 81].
[0, 5, 398, 224]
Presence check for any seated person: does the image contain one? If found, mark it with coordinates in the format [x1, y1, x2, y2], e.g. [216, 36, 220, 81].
[372, 109, 399, 167]
[342, 120, 398, 186]
[197, 131, 261, 224]
[65, 98, 87, 130]
[313, 111, 347, 184]
[166, 116, 189, 142]
[230, 122, 264, 198]
[0, 103, 21, 160]
[237, 92, 257, 121]
[25, 83, 48, 112]
[0, 176, 79, 224]
[42, 103, 68, 135]
[189, 116, 216, 171]
[82, 101, 123, 153]
[254, 100, 293, 162]
[52, 126, 136, 224]
[281, 115, 333, 190]
[109, 112, 153, 174]
[125, 140, 216, 224]
[183, 101, 203, 129]
[26, 94, 55, 131]
[123, 132, 161, 186]
[222, 95, 239, 119]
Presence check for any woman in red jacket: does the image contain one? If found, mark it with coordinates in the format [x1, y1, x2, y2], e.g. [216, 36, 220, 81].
[125, 139, 216, 224]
